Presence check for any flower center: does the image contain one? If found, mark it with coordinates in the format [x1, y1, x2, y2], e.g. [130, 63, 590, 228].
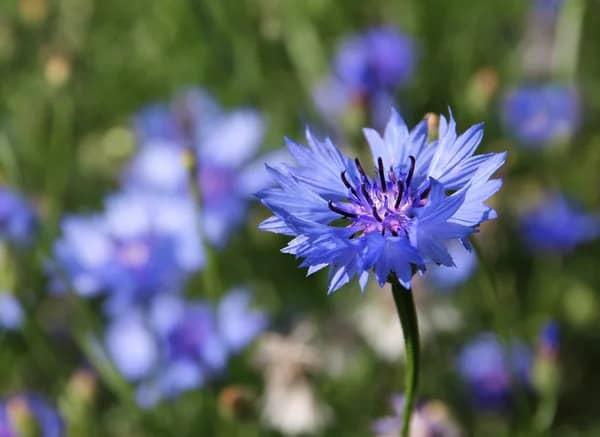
[328, 155, 430, 237]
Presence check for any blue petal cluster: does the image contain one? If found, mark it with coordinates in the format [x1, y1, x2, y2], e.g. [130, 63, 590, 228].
[130, 89, 282, 247]
[0, 187, 37, 246]
[502, 84, 580, 147]
[259, 110, 505, 292]
[0, 394, 63, 437]
[520, 194, 599, 253]
[457, 333, 532, 410]
[51, 191, 204, 310]
[105, 289, 267, 407]
[334, 27, 415, 95]
[314, 27, 415, 125]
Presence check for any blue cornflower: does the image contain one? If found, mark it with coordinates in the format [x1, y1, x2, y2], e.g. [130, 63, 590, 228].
[372, 394, 460, 437]
[258, 110, 506, 292]
[502, 84, 580, 147]
[50, 191, 204, 309]
[0, 293, 24, 330]
[131, 89, 285, 248]
[0, 187, 37, 246]
[0, 394, 64, 437]
[520, 194, 599, 253]
[105, 289, 267, 407]
[334, 27, 415, 96]
[314, 27, 415, 127]
[457, 333, 532, 410]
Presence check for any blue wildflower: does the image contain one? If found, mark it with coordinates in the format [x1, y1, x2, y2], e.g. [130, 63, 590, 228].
[457, 333, 532, 410]
[258, 110, 506, 292]
[105, 290, 266, 407]
[314, 27, 415, 127]
[0, 187, 37, 246]
[51, 191, 204, 309]
[131, 90, 285, 248]
[0, 293, 24, 330]
[502, 84, 580, 147]
[520, 194, 599, 253]
[0, 394, 64, 437]
[334, 27, 415, 96]
[195, 108, 269, 247]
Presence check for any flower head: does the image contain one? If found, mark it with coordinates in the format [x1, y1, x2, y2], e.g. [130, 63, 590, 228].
[105, 289, 266, 407]
[334, 27, 415, 95]
[457, 333, 532, 410]
[259, 110, 505, 292]
[502, 84, 580, 147]
[50, 191, 204, 310]
[0, 187, 37, 246]
[130, 89, 284, 248]
[520, 194, 599, 253]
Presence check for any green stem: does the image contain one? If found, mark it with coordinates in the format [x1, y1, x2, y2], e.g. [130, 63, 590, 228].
[390, 276, 420, 437]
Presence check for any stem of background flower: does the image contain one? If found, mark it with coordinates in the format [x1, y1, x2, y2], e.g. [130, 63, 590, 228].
[183, 147, 222, 298]
[533, 389, 558, 434]
[553, 0, 585, 82]
[389, 275, 420, 437]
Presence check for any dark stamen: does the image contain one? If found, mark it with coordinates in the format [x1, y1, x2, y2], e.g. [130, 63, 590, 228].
[361, 184, 374, 206]
[391, 230, 399, 236]
[377, 157, 387, 192]
[406, 156, 416, 188]
[371, 206, 383, 222]
[395, 181, 404, 209]
[355, 158, 367, 180]
[340, 171, 358, 198]
[328, 201, 357, 218]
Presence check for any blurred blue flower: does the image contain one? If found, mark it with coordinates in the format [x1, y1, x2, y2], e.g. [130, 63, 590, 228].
[372, 394, 460, 437]
[131, 89, 284, 248]
[258, 109, 505, 292]
[0, 394, 63, 437]
[133, 104, 184, 145]
[195, 109, 269, 247]
[0, 293, 24, 330]
[314, 27, 415, 126]
[520, 194, 599, 253]
[424, 240, 477, 291]
[334, 27, 415, 95]
[125, 142, 190, 194]
[105, 289, 266, 407]
[502, 84, 580, 147]
[457, 333, 532, 410]
[51, 191, 204, 309]
[0, 187, 37, 246]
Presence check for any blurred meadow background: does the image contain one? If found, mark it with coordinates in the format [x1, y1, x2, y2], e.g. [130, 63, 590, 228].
[0, 0, 600, 435]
